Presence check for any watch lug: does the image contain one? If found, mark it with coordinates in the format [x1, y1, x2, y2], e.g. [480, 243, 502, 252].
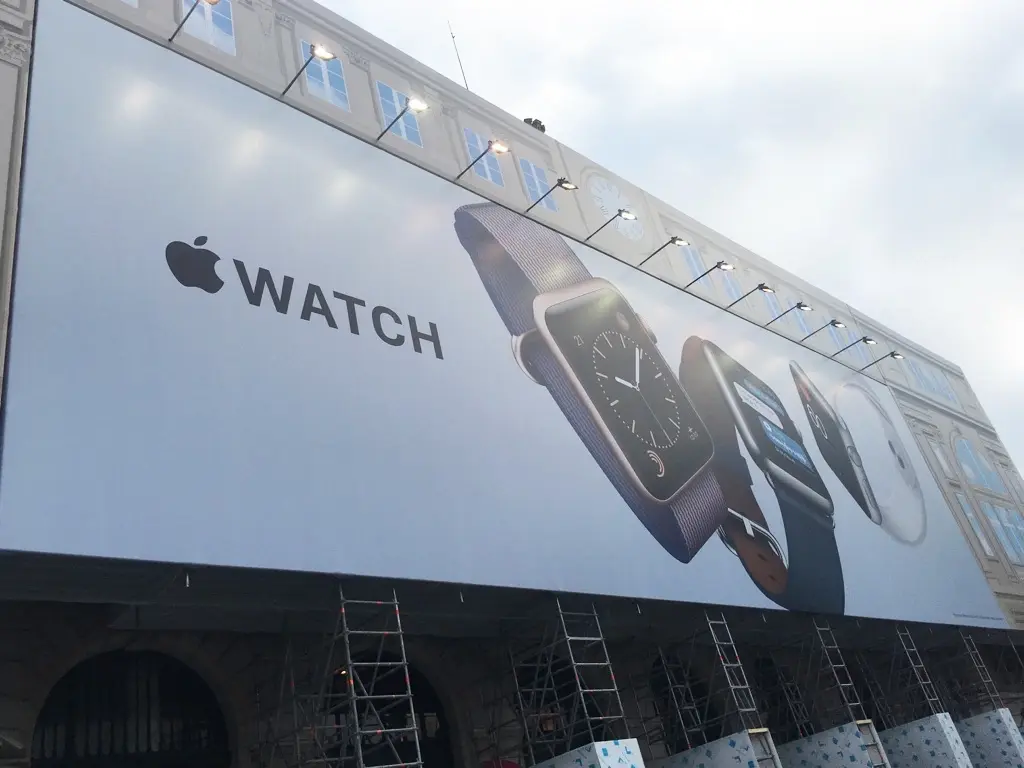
[511, 331, 544, 385]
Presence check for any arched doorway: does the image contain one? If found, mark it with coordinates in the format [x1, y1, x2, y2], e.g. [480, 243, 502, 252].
[31, 650, 231, 768]
[334, 654, 455, 768]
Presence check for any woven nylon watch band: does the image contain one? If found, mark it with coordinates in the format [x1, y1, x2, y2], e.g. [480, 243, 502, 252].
[453, 202, 728, 563]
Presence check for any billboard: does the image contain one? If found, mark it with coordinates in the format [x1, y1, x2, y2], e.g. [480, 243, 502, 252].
[0, 0, 1006, 626]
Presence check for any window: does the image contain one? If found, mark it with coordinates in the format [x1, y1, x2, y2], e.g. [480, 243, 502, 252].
[1006, 467, 1024, 502]
[980, 500, 1024, 565]
[828, 322, 846, 351]
[719, 268, 744, 302]
[954, 438, 1008, 494]
[789, 300, 813, 335]
[763, 291, 783, 321]
[906, 358, 960, 406]
[299, 42, 349, 110]
[463, 128, 503, 186]
[997, 505, 1024, 563]
[844, 327, 871, 364]
[120, 0, 138, 6]
[955, 493, 996, 558]
[681, 244, 713, 289]
[376, 82, 422, 146]
[180, 0, 234, 55]
[520, 158, 556, 211]
[927, 438, 956, 480]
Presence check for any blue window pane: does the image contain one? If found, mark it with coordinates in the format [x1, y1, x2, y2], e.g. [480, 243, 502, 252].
[956, 439, 983, 486]
[485, 154, 504, 186]
[327, 62, 348, 107]
[828, 324, 844, 349]
[520, 158, 542, 200]
[791, 301, 812, 334]
[212, 6, 232, 35]
[720, 271, 743, 301]
[378, 82, 398, 120]
[682, 246, 712, 289]
[763, 292, 782, 319]
[402, 116, 422, 146]
[845, 328, 870, 363]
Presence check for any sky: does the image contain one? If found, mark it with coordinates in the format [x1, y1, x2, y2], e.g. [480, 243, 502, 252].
[327, 0, 1024, 466]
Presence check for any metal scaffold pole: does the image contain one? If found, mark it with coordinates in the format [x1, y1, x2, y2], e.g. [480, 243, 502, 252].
[253, 585, 423, 768]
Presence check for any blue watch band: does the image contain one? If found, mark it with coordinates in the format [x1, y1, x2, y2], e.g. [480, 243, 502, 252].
[454, 202, 728, 563]
[679, 335, 845, 613]
[773, 483, 845, 614]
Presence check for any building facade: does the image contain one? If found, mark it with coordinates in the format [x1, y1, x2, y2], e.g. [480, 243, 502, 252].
[0, 1, 1023, 768]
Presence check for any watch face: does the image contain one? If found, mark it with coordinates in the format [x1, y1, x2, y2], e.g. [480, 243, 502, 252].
[706, 345, 831, 505]
[541, 284, 714, 502]
[790, 362, 878, 520]
[834, 382, 927, 544]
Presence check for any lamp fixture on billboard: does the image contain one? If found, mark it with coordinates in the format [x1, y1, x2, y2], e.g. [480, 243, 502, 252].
[765, 301, 813, 328]
[280, 43, 336, 98]
[524, 177, 578, 214]
[726, 282, 774, 309]
[375, 96, 429, 141]
[801, 318, 846, 342]
[683, 260, 735, 291]
[637, 235, 689, 268]
[584, 208, 637, 242]
[860, 350, 904, 372]
[831, 335, 877, 358]
[168, 0, 221, 44]
[455, 139, 509, 181]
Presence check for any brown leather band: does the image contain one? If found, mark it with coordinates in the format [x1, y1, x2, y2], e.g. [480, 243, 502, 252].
[679, 336, 787, 595]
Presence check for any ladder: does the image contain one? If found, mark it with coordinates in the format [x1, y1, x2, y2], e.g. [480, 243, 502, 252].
[813, 619, 866, 723]
[511, 599, 626, 765]
[254, 588, 423, 768]
[338, 589, 423, 768]
[851, 651, 896, 731]
[655, 645, 705, 752]
[896, 625, 944, 716]
[769, 654, 815, 739]
[706, 611, 763, 731]
[855, 720, 891, 768]
[962, 630, 1003, 711]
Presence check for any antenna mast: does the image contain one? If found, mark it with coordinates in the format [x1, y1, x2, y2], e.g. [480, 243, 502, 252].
[447, 20, 470, 91]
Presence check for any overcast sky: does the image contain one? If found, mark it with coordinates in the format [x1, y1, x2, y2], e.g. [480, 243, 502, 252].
[328, 0, 1024, 466]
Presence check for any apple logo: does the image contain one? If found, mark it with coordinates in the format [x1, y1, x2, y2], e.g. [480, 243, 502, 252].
[165, 236, 224, 294]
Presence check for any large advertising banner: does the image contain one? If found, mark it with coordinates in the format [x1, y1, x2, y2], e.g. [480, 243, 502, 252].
[0, 0, 1006, 626]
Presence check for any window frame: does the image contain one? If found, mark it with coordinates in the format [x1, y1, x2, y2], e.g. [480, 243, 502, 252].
[519, 157, 556, 211]
[179, 0, 235, 55]
[299, 41, 350, 111]
[376, 81, 422, 146]
[463, 127, 504, 186]
[954, 492, 998, 561]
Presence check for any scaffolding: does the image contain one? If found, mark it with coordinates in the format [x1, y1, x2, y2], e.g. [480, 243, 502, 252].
[879, 624, 946, 724]
[921, 629, 1003, 720]
[253, 587, 423, 768]
[629, 609, 779, 767]
[477, 597, 627, 768]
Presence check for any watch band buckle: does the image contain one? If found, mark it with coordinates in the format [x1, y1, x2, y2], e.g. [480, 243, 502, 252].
[719, 507, 788, 568]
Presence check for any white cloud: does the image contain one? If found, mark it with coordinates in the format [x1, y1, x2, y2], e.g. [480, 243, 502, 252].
[326, 0, 1024, 463]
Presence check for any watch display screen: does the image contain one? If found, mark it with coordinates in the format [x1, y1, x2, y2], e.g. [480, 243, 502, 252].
[709, 347, 830, 501]
[791, 366, 871, 512]
[544, 286, 714, 502]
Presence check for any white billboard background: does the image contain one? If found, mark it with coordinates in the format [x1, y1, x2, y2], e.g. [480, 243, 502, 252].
[0, 0, 1005, 626]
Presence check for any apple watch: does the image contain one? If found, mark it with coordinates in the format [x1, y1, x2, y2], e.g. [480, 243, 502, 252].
[453, 202, 728, 563]
[680, 337, 845, 614]
[832, 377, 926, 546]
